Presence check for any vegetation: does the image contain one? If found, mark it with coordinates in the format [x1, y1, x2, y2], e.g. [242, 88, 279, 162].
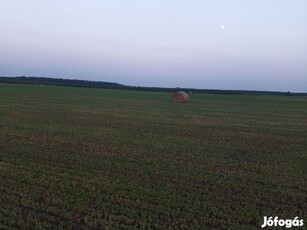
[0, 83, 306, 229]
[1, 76, 306, 96]
[0, 76, 124, 89]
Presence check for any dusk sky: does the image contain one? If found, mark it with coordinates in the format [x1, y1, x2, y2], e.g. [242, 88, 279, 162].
[1, 1, 307, 92]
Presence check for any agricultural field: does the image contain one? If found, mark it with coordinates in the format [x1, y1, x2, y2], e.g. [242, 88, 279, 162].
[0, 83, 306, 229]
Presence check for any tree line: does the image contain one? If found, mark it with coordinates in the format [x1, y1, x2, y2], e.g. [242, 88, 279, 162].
[0, 76, 305, 96]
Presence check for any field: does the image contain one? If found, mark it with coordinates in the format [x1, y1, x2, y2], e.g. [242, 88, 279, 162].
[0, 83, 306, 229]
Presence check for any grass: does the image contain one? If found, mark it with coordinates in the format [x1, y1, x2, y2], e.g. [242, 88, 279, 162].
[0, 83, 306, 229]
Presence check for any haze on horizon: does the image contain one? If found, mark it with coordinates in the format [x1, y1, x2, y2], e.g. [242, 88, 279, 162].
[1, 0, 307, 92]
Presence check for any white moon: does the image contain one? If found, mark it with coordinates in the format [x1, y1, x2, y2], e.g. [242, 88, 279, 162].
[221, 25, 225, 30]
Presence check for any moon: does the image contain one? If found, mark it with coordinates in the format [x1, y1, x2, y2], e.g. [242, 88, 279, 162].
[221, 25, 225, 30]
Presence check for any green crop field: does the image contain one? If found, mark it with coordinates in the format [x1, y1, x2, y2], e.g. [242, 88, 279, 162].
[0, 83, 306, 229]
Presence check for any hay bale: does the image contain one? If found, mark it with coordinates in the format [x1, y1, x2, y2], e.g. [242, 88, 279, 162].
[172, 91, 189, 103]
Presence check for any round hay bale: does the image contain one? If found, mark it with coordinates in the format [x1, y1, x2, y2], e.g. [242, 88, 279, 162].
[172, 91, 189, 103]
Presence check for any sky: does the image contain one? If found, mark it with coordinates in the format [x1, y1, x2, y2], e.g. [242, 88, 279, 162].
[1, 1, 307, 92]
